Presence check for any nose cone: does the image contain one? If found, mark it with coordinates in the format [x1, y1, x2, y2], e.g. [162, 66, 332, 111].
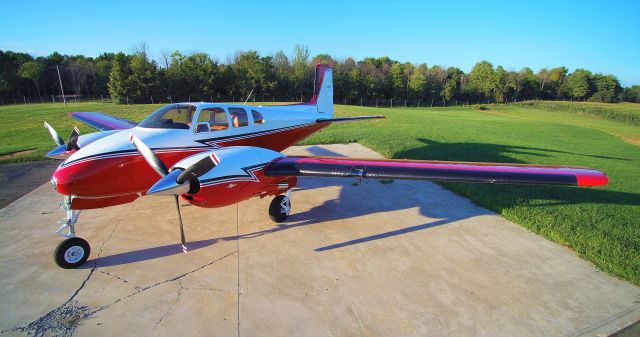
[51, 165, 75, 196]
[147, 170, 190, 196]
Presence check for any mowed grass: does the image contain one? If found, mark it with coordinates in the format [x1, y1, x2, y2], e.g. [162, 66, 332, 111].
[0, 101, 639, 285]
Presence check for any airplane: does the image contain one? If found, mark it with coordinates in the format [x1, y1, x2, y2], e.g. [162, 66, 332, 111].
[42, 64, 609, 269]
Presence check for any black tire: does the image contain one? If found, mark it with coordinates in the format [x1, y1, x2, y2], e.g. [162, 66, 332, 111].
[54, 237, 90, 269]
[269, 195, 290, 223]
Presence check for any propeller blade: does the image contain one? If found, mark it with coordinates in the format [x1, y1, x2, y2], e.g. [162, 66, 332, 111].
[44, 121, 64, 147]
[176, 153, 220, 184]
[129, 134, 168, 177]
[174, 195, 188, 253]
[66, 126, 80, 151]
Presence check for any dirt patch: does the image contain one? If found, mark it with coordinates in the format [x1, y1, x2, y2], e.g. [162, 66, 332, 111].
[0, 149, 36, 160]
[611, 133, 640, 147]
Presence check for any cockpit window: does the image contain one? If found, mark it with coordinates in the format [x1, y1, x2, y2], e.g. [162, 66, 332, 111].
[228, 108, 249, 127]
[251, 110, 265, 124]
[138, 104, 196, 129]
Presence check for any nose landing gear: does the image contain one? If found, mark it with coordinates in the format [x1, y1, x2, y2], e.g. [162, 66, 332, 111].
[54, 237, 90, 269]
[53, 196, 90, 269]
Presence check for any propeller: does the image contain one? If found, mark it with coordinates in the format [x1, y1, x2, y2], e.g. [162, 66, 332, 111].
[44, 121, 64, 147]
[66, 126, 80, 151]
[44, 121, 80, 152]
[129, 134, 220, 253]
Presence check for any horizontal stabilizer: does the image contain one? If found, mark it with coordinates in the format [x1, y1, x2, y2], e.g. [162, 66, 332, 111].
[316, 115, 385, 123]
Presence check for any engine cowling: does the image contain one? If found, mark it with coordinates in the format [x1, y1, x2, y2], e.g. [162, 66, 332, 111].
[157, 146, 297, 208]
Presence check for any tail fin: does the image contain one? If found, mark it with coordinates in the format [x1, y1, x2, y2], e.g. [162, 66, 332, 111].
[311, 64, 333, 115]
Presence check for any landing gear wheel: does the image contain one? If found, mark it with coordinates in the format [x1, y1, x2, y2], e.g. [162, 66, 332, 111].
[269, 195, 291, 223]
[54, 237, 90, 269]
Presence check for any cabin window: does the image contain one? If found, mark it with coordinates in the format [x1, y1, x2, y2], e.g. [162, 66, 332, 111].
[196, 107, 228, 132]
[251, 110, 265, 124]
[138, 104, 196, 129]
[228, 108, 249, 127]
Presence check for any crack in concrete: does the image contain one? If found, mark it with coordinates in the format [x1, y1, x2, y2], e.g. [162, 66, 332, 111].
[86, 250, 237, 321]
[1, 213, 125, 336]
[156, 281, 185, 326]
[99, 270, 129, 284]
[2, 203, 236, 337]
[112, 251, 237, 305]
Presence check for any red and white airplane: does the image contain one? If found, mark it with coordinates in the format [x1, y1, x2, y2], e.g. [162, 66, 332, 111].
[43, 64, 609, 269]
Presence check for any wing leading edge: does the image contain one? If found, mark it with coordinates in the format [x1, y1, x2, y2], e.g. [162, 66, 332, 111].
[69, 112, 137, 131]
[265, 156, 608, 187]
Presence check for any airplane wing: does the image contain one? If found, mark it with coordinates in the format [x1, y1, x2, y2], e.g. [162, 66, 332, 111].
[264, 156, 609, 187]
[69, 112, 137, 131]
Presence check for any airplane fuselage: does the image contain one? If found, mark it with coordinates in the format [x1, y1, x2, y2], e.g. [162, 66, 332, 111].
[51, 103, 330, 209]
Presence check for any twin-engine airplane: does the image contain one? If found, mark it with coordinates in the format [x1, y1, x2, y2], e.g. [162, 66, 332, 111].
[43, 64, 608, 269]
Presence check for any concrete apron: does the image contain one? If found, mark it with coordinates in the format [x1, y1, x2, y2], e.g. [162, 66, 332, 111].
[0, 143, 638, 337]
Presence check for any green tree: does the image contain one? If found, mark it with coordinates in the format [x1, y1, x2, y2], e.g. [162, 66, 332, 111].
[292, 44, 310, 100]
[129, 51, 159, 102]
[517, 67, 539, 100]
[494, 66, 508, 103]
[108, 52, 131, 103]
[468, 61, 495, 100]
[390, 62, 405, 99]
[566, 69, 592, 100]
[408, 64, 427, 100]
[622, 85, 640, 102]
[589, 74, 621, 102]
[18, 60, 43, 97]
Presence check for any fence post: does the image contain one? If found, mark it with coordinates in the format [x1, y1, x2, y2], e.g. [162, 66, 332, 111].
[151, 96, 154, 104]
[52, 94, 55, 103]
[126, 96, 129, 104]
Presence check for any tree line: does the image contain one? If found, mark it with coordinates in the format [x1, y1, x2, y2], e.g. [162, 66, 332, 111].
[1, 44, 639, 106]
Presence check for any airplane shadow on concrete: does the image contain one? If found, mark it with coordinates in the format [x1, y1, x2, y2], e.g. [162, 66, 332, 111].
[84, 142, 639, 268]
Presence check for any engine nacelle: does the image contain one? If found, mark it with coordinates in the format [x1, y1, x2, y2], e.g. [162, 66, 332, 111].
[170, 146, 297, 208]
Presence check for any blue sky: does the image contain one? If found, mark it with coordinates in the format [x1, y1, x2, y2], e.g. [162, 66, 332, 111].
[2, 0, 639, 86]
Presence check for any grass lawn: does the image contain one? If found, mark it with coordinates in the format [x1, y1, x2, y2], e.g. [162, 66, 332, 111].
[1, 101, 639, 285]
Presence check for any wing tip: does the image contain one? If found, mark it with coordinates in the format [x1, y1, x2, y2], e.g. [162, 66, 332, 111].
[576, 171, 609, 187]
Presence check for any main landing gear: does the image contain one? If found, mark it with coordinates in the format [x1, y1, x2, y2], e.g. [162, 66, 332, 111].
[53, 196, 90, 269]
[269, 190, 291, 223]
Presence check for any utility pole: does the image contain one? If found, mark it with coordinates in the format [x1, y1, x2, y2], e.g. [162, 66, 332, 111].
[56, 65, 67, 107]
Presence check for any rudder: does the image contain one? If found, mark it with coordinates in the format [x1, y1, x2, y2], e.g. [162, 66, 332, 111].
[311, 64, 333, 115]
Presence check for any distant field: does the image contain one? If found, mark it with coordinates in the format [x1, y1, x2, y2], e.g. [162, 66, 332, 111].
[512, 100, 640, 125]
[0, 101, 639, 285]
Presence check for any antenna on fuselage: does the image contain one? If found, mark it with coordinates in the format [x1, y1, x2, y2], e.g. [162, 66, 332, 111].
[243, 88, 254, 105]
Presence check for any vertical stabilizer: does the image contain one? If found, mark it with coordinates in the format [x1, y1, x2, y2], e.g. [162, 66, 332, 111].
[312, 64, 333, 115]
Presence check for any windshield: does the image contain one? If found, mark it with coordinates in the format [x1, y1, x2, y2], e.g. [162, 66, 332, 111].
[138, 104, 196, 129]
